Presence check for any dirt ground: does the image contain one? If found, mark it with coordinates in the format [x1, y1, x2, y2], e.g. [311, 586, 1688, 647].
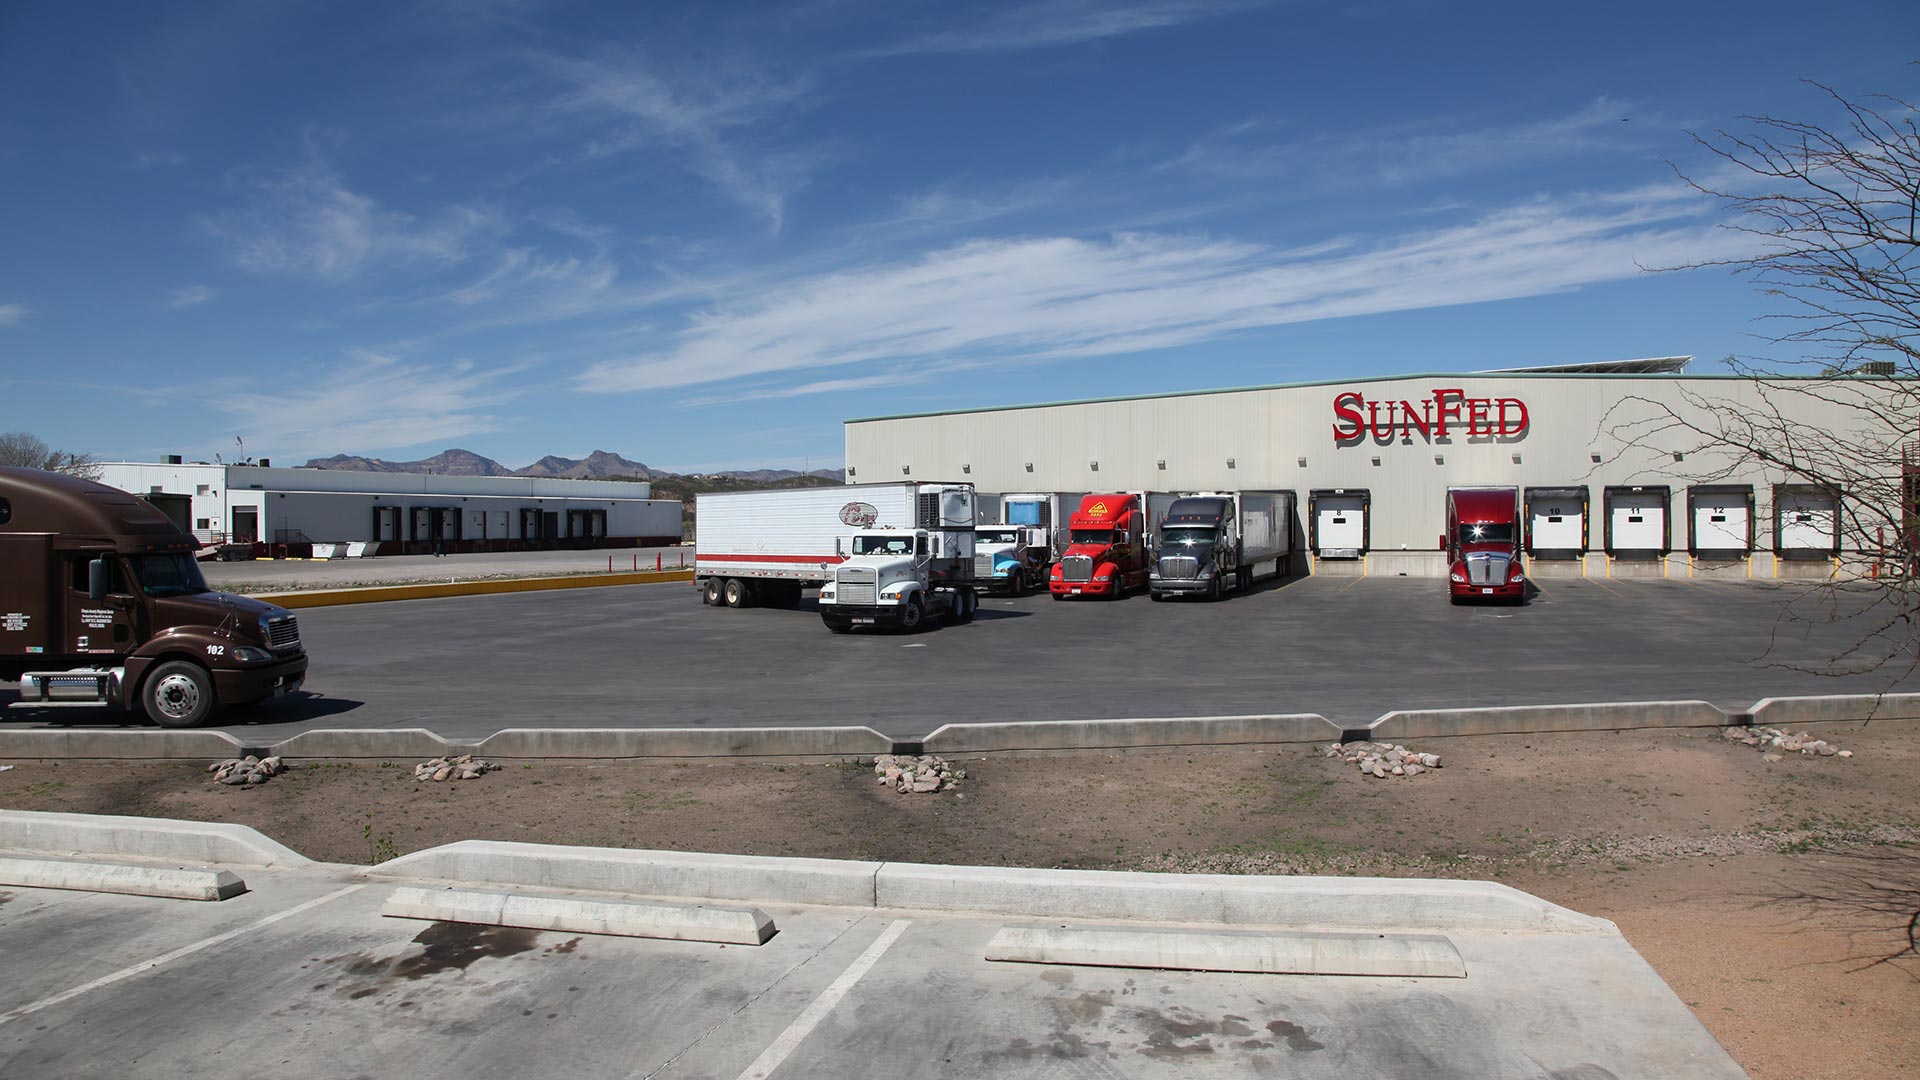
[4, 723, 1917, 1079]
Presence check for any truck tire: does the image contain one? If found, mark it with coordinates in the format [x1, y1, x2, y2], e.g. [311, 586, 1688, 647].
[1206, 576, 1222, 602]
[822, 613, 853, 633]
[956, 585, 977, 623]
[701, 578, 723, 606]
[723, 578, 754, 608]
[1109, 573, 1127, 601]
[1149, 589, 1164, 602]
[1238, 566, 1252, 592]
[898, 594, 925, 631]
[142, 660, 216, 728]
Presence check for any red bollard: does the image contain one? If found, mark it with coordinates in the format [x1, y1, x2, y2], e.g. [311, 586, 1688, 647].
[656, 553, 662, 571]
[607, 555, 613, 573]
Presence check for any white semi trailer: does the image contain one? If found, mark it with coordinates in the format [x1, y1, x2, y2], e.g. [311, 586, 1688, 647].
[1148, 491, 1294, 600]
[694, 483, 980, 632]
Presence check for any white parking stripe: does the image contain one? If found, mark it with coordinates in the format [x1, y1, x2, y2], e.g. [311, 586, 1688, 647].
[733, 919, 912, 1080]
[0, 883, 365, 1028]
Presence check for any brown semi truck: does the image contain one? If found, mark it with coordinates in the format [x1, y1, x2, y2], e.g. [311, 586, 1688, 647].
[1, 467, 308, 727]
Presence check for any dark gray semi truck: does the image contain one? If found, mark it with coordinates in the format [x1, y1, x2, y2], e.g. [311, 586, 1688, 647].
[1149, 491, 1295, 601]
[0, 467, 308, 727]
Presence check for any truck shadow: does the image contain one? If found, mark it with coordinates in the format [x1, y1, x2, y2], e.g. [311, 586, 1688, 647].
[0, 690, 365, 728]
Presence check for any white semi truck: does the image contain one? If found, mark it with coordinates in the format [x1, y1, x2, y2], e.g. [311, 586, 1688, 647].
[694, 482, 980, 632]
[1148, 491, 1294, 601]
[971, 491, 1081, 595]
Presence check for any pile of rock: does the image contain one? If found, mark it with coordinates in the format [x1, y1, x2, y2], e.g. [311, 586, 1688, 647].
[412, 755, 502, 782]
[209, 756, 286, 786]
[1323, 741, 1443, 779]
[1721, 726, 1853, 759]
[872, 754, 964, 793]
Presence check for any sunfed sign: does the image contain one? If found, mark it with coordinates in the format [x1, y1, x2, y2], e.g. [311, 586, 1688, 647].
[1332, 387, 1529, 444]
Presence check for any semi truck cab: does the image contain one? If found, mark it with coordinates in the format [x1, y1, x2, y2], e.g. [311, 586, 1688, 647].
[1051, 494, 1145, 600]
[817, 526, 979, 632]
[2, 467, 309, 727]
[1446, 486, 1526, 603]
[972, 524, 1047, 595]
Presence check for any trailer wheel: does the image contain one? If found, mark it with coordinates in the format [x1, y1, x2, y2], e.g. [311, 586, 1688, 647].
[898, 594, 925, 631]
[955, 586, 977, 624]
[142, 660, 217, 728]
[723, 578, 754, 608]
[701, 578, 723, 606]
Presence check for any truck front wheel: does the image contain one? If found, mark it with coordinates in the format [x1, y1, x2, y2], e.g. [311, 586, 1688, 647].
[822, 613, 853, 634]
[142, 660, 217, 728]
[898, 595, 925, 631]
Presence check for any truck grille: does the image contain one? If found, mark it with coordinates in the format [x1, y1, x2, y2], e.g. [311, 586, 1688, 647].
[974, 553, 995, 578]
[1465, 554, 1510, 585]
[836, 568, 877, 605]
[1158, 555, 1198, 580]
[1060, 555, 1093, 583]
[266, 615, 301, 651]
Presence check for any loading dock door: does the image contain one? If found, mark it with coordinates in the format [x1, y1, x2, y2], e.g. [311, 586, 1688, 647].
[1605, 487, 1669, 558]
[1525, 487, 1586, 559]
[374, 506, 399, 542]
[1775, 485, 1841, 559]
[1310, 490, 1368, 558]
[1689, 486, 1753, 556]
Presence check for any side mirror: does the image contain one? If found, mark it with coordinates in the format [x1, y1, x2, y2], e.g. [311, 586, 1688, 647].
[835, 537, 844, 557]
[88, 558, 109, 602]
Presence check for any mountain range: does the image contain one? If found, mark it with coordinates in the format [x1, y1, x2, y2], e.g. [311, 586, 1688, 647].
[301, 449, 843, 483]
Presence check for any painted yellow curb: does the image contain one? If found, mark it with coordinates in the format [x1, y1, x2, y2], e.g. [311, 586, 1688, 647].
[256, 569, 696, 609]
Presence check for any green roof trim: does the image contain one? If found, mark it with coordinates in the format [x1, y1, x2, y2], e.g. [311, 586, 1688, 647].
[843, 369, 1890, 425]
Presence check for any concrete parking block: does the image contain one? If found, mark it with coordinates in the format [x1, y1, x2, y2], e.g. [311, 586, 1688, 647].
[266, 728, 462, 759]
[383, 885, 776, 944]
[984, 924, 1467, 977]
[0, 855, 245, 901]
[1748, 692, 1920, 727]
[922, 713, 1342, 753]
[0, 729, 244, 760]
[1368, 699, 1730, 741]
[472, 725, 892, 758]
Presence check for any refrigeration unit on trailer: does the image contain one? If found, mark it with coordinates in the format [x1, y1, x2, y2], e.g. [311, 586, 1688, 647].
[1773, 484, 1842, 559]
[1149, 491, 1293, 601]
[1524, 486, 1588, 560]
[1308, 489, 1369, 559]
[1687, 485, 1755, 558]
[1446, 487, 1525, 603]
[1604, 485, 1671, 560]
[816, 486, 979, 633]
[1050, 492, 1178, 599]
[695, 482, 970, 609]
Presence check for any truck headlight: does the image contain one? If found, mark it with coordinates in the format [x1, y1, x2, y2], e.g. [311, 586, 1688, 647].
[1508, 568, 1525, 582]
[1093, 574, 1111, 582]
[1449, 572, 1466, 583]
[233, 646, 274, 663]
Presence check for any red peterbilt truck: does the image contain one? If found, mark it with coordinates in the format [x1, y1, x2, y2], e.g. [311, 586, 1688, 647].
[1049, 492, 1176, 600]
[1446, 486, 1526, 603]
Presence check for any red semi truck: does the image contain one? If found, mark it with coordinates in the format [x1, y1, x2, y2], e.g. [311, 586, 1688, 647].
[1049, 492, 1176, 600]
[1446, 486, 1526, 603]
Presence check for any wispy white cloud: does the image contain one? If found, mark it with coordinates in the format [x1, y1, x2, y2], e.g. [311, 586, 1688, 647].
[201, 155, 503, 278]
[534, 52, 814, 232]
[584, 188, 1752, 396]
[165, 285, 215, 308]
[862, 0, 1256, 56]
[0, 303, 26, 326]
[207, 348, 522, 457]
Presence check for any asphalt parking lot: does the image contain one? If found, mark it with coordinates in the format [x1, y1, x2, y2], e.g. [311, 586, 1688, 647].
[0, 860, 1743, 1080]
[6, 572, 1914, 740]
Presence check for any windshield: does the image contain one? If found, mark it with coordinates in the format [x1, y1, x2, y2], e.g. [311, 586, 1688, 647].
[852, 534, 914, 556]
[128, 553, 210, 598]
[1069, 529, 1113, 545]
[976, 529, 1020, 545]
[1458, 523, 1515, 545]
[1159, 527, 1217, 546]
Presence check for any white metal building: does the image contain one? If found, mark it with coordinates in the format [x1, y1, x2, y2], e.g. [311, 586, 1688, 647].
[98, 462, 681, 555]
[844, 359, 1913, 578]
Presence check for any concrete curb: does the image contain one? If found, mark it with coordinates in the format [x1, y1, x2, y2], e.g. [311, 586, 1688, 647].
[873, 862, 1611, 934]
[0, 809, 313, 868]
[0, 855, 246, 901]
[382, 885, 775, 944]
[0, 730, 244, 760]
[984, 925, 1467, 978]
[1368, 700, 1730, 742]
[471, 727, 893, 759]
[253, 569, 693, 609]
[922, 714, 1343, 754]
[265, 729, 460, 759]
[1748, 693, 1920, 728]
[366, 840, 881, 908]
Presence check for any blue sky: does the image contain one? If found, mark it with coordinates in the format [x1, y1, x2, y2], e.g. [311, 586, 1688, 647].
[1, 2, 1913, 472]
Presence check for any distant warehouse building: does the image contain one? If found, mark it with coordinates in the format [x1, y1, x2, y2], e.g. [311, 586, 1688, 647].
[843, 358, 1915, 578]
[98, 461, 681, 557]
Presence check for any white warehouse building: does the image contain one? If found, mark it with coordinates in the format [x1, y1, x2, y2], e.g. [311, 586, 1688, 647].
[98, 461, 682, 557]
[843, 359, 1915, 579]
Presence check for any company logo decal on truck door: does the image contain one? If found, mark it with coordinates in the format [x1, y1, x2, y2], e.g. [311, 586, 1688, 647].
[839, 502, 879, 527]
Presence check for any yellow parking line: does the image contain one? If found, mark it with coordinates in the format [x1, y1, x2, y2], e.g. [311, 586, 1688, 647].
[1335, 575, 1367, 595]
